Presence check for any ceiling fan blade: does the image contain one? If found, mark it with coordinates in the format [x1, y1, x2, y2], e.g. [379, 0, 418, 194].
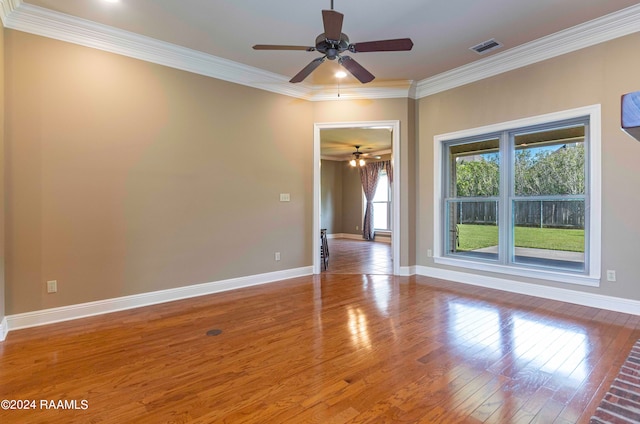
[339, 56, 375, 83]
[322, 10, 344, 41]
[350, 38, 414, 53]
[253, 45, 316, 51]
[290, 57, 326, 83]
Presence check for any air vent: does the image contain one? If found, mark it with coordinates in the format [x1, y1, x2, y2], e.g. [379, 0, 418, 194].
[470, 38, 503, 55]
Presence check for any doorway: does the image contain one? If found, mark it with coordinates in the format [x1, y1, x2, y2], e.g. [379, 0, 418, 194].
[313, 120, 401, 275]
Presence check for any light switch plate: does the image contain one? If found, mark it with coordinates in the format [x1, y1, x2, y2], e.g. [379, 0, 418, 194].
[47, 280, 58, 293]
[279, 193, 290, 202]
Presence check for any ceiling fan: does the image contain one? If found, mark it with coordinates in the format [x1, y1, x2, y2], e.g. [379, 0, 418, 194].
[350, 146, 366, 167]
[252, 1, 414, 84]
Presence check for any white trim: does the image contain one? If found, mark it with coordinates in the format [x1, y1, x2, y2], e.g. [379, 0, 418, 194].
[4, 266, 312, 334]
[416, 265, 640, 316]
[433, 256, 599, 287]
[0, 0, 19, 18]
[416, 3, 640, 98]
[433, 130, 444, 259]
[328, 232, 392, 243]
[1, 0, 639, 100]
[0, 1, 412, 101]
[327, 233, 363, 240]
[308, 81, 416, 101]
[0, 317, 7, 341]
[374, 235, 392, 244]
[588, 106, 603, 280]
[398, 266, 416, 277]
[1, 2, 311, 99]
[2, 264, 637, 339]
[313, 124, 322, 274]
[314, 120, 401, 275]
[433, 105, 602, 285]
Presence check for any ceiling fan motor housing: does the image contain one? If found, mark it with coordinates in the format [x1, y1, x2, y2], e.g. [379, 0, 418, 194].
[315, 33, 350, 60]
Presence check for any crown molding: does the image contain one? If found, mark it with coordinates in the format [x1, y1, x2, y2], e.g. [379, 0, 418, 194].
[0, 0, 412, 100]
[0, 1, 319, 99]
[416, 3, 640, 98]
[0, 0, 19, 21]
[2, 1, 639, 101]
[309, 80, 416, 101]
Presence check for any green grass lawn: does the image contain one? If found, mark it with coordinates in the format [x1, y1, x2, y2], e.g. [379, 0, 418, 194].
[456, 224, 584, 252]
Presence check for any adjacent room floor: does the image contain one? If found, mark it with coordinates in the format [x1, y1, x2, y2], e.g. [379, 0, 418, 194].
[322, 237, 392, 275]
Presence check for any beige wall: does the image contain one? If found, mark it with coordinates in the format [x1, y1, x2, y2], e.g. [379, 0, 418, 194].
[341, 164, 362, 235]
[9, 22, 639, 318]
[3, 31, 417, 317]
[320, 159, 366, 236]
[0, 23, 5, 321]
[320, 159, 343, 233]
[5, 31, 314, 314]
[418, 32, 640, 300]
[313, 98, 416, 266]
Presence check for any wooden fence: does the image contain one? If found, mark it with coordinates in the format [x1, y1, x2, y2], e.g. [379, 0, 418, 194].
[456, 200, 584, 229]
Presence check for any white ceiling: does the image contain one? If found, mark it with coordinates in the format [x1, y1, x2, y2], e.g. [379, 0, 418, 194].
[320, 127, 392, 160]
[16, 0, 640, 88]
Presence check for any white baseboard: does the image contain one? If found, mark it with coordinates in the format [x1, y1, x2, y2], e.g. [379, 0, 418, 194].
[5, 266, 313, 335]
[327, 233, 362, 240]
[328, 233, 391, 243]
[0, 317, 7, 341]
[416, 265, 640, 316]
[398, 266, 416, 276]
[8, 263, 635, 339]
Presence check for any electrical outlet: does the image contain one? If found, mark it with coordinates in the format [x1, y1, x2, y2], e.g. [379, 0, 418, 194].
[47, 280, 58, 293]
[356, 226, 359, 231]
[427, 249, 433, 257]
[275, 252, 281, 261]
[606, 270, 616, 282]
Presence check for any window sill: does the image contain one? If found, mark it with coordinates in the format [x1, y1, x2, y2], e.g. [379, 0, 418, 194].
[433, 256, 600, 287]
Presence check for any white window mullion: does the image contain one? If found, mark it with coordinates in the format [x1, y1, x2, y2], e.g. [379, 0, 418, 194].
[500, 131, 512, 266]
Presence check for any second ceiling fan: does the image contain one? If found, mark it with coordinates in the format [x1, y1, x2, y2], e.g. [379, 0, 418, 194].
[252, 1, 414, 84]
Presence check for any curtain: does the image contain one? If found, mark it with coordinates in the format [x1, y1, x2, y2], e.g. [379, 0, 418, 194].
[382, 160, 393, 184]
[359, 161, 385, 240]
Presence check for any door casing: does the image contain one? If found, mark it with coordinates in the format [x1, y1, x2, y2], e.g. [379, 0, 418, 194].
[313, 120, 401, 274]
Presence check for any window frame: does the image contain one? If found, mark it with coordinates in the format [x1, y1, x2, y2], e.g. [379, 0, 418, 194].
[433, 105, 601, 287]
[372, 170, 392, 231]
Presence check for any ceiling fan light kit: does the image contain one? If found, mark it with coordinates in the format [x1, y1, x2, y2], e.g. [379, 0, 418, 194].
[350, 146, 366, 167]
[252, 2, 413, 84]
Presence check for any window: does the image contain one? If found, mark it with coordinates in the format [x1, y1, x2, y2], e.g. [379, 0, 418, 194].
[372, 170, 391, 231]
[434, 106, 601, 286]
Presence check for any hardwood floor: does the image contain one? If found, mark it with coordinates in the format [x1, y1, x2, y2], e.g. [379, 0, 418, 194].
[323, 238, 392, 274]
[1, 273, 639, 423]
